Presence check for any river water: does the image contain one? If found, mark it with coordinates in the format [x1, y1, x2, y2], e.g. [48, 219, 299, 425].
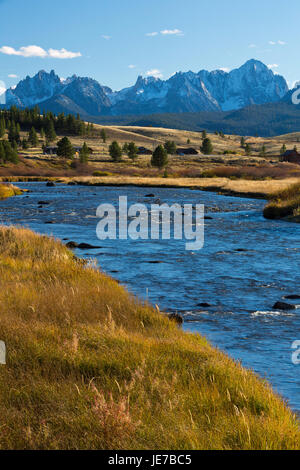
[1, 182, 300, 411]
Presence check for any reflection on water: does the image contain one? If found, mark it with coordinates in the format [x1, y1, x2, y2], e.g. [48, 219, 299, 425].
[1, 182, 300, 411]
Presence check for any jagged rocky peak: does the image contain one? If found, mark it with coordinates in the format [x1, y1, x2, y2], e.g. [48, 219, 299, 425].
[5, 59, 290, 115]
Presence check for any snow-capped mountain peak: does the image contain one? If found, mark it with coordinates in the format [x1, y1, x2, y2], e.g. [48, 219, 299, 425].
[5, 59, 289, 116]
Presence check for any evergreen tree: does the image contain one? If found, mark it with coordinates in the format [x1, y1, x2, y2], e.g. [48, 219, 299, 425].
[22, 138, 29, 150]
[40, 128, 45, 141]
[8, 121, 19, 145]
[3, 140, 19, 164]
[101, 128, 107, 143]
[240, 137, 245, 148]
[151, 145, 168, 169]
[122, 142, 129, 154]
[109, 141, 122, 162]
[28, 127, 38, 147]
[0, 141, 5, 161]
[200, 138, 213, 155]
[127, 142, 138, 160]
[45, 120, 56, 143]
[79, 142, 90, 164]
[187, 138, 190, 144]
[259, 144, 266, 156]
[57, 137, 75, 158]
[164, 141, 177, 155]
[245, 143, 251, 156]
[0, 118, 5, 138]
[280, 144, 287, 155]
[294, 145, 298, 152]
[202, 130, 207, 140]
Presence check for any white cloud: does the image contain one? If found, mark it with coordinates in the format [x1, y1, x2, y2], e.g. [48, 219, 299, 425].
[8, 74, 17, 78]
[0, 45, 48, 57]
[128, 64, 136, 69]
[160, 29, 183, 36]
[268, 64, 279, 69]
[145, 69, 163, 79]
[101, 35, 111, 40]
[248, 44, 257, 48]
[219, 67, 229, 72]
[269, 40, 286, 46]
[146, 29, 184, 37]
[0, 45, 81, 59]
[48, 48, 81, 59]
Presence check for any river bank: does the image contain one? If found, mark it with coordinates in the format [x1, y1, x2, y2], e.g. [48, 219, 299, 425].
[0, 183, 23, 200]
[0, 224, 299, 450]
[1, 175, 299, 199]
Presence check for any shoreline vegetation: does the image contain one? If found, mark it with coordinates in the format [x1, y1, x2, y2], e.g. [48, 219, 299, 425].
[1, 175, 300, 199]
[264, 182, 300, 222]
[0, 182, 23, 200]
[0, 226, 299, 450]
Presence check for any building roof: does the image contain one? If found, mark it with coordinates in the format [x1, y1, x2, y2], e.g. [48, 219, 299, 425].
[283, 150, 300, 157]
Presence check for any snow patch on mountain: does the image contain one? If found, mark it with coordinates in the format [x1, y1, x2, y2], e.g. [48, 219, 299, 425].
[5, 59, 289, 115]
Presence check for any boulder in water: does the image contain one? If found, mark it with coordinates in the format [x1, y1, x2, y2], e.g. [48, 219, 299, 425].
[273, 301, 296, 311]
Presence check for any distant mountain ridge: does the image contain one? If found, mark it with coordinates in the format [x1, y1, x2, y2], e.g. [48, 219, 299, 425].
[5, 59, 289, 117]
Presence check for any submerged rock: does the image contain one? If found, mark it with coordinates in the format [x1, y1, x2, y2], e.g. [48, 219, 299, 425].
[46, 182, 55, 187]
[78, 242, 102, 249]
[284, 295, 300, 300]
[38, 201, 50, 205]
[66, 241, 79, 249]
[66, 241, 102, 250]
[145, 193, 155, 198]
[197, 302, 212, 308]
[273, 301, 296, 311]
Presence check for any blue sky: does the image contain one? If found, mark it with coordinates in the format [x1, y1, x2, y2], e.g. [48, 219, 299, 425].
[0, 0, 300, 91]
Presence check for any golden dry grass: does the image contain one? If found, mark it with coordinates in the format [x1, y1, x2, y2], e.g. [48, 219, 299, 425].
[0, 226, 299, 449]
[0, 183, 22, 199]
[55, 176, 300, 198]
[264, 182, 300, 220]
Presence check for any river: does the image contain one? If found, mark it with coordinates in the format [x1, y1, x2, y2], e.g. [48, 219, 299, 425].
[1, 182, 300, 411]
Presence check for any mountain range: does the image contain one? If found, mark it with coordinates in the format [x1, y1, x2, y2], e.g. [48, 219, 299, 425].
[5, 59, 289, 117]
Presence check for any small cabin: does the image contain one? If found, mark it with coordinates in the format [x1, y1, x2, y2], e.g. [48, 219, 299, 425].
[176, 147, 198, 155]
[280, 150, 300, 165]
[137, 146, 152, 155]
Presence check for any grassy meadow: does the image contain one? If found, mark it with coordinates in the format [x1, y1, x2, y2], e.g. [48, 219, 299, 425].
[1, 124, 300, 186]
[0, 226, 298, 450]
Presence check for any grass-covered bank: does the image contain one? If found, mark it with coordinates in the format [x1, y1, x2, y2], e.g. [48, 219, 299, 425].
[1, 175, 299, 199]
[0, 183, 22, 200]
[0, 227, 299, 450]
[264, 183, 300, 221]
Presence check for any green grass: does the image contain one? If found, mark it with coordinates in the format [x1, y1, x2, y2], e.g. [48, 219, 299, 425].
[264, 183, 300, 219]
[0, 226, 299, 449]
